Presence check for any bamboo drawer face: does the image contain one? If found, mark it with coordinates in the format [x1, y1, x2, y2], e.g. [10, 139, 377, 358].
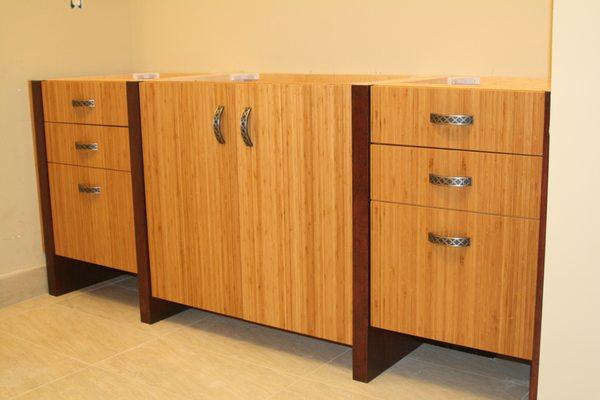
[45, 123, 131, 171]
[42, 81, 128, 126]
[371, 86, 546, 155]
[48, 163, 137, 273]
[371, 145, 543, 218]
[370, 201, 539, 359]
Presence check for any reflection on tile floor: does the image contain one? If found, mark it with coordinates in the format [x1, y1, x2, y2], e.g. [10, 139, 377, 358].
[0, 276, 530, 399]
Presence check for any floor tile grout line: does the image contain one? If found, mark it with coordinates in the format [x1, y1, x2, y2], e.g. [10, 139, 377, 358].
[0, 301, 162, 367]
[263, 373, 308, 400]
[260, 349, 349, 400]
[7, 363, 186, 400]
[287, 375, 384, 400]
[52, 287, 212, 339]
[49, 300, 169, 338]
[299, 347, 351, 377]
[6, 365, 95, 400]
[0, 328, 94, 367]
[89, 337, 251, 400]
[89, 336, 161, 367]
[177, 315, 354, 379]
[404, 354, 531, 388]
[156, 320, 350, 382]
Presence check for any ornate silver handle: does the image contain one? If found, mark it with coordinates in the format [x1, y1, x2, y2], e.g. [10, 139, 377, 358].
[72, 99, 96, 108]
[78, 184, 101, 195]
[429, 174, 472, 187]
[430, 113, 473, 126]
[212, 106, 226, 144]
[75, 142, 99, 151]
[428, 232, 470, 248]
[240, 107, 253, 147]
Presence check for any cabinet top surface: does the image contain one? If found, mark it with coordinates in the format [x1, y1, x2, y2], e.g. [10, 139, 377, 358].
[45, 72, 201, 82]
[44, 72, 408, 85]
[43, 73, 550, 91]
[375, 76, 551, 92]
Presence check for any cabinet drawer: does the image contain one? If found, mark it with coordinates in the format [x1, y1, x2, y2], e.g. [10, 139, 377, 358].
[42, 81, 128, 126]
[370, 201, 539, 359]
[48, 163, 136, 272]
[371, 145, 543, 218]
[45, 123, 131, 171]
[371, 86, 546, 155]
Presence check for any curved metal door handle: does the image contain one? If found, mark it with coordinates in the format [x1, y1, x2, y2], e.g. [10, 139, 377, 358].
[430, 113, 474, 126]
[212, 106, 226, 144]
[428, 232, 471, 248]
[240, 107, 253, 147]
[429, 174, 472, 187]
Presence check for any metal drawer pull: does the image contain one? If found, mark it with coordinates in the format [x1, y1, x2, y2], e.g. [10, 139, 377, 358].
[430, 113, 474, 126]
[78, 184, 101, 195]
[212, 105, 226, 144]
[240, 107, 253, 147]
[75, 142, 99, 151]
[429, 174, 472, 187]
[428, 233, 471, 248]
[72, 99, 96, 108]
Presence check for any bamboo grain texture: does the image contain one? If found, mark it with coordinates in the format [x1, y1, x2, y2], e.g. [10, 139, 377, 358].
[48, 163, 137, 273]
[371, 86, 546, 155]
[42, 81, 128, 126]
[370, 201, 539, 359]
[45, 122, 131, 171]
[371, 145, 543, 218]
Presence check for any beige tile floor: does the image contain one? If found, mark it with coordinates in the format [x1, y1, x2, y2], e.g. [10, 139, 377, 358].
[0, 276, 530, 399]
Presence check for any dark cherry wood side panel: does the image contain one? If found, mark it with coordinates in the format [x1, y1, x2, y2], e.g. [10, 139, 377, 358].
[352, 85, 421, 382]
[126, 82, 186, 323]
[30, 81, 121, 295]
[529, 92, 551, 400]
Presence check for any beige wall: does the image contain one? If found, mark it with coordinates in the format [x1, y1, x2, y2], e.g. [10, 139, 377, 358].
[130, 0, 552, 77]
[538, 0, 600, 398]
[0, 1, 133, 293]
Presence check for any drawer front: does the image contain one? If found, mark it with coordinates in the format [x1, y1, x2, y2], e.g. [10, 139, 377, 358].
[370, 201, 539, 359]
[371, 86, 546, 155]
[371, 145, 543, 218]
[48, 163, 137, 272]
[45, 123, 131, 171]
[42, 81, 128, 126]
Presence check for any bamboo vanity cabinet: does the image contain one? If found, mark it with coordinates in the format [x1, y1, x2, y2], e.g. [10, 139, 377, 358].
[30, 74, 191, 321]
[31, 73, 549, 399]
[353, 77, 550, 400]
[138, 75, 377, 344]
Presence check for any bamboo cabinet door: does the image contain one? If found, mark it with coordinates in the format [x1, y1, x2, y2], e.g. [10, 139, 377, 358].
[235, 84, 288, 329]
[279, 84, 353, 344]
[236, 83, 353, 344]
[140, 82, 243, 316]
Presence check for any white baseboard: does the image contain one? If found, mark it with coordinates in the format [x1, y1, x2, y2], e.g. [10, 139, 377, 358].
[0, 265, 48, 308]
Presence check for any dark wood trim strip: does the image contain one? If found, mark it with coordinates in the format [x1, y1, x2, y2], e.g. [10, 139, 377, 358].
[529, 92, 551, 400]
[30, 81, 57, 292]
[30, 81, 121, 295]
[351, 85, 421, 382]
[126, 82, 186, 323]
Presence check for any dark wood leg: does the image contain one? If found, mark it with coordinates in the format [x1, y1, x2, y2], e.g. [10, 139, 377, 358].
[353, 327, 422, 382]
[351, 85, 420, 382]
[126, 82, 187, 323]
[47, 256, 123, 296]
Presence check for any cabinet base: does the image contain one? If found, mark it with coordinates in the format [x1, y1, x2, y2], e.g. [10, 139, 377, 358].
[47, 255, 124, 296]
[139, 295, 187, 324]
[352, 327, 422, 382]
